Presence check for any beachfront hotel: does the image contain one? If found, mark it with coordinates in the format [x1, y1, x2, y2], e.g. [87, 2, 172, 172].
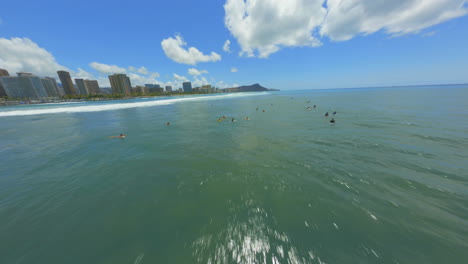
[183, 81, 192, 93]
[57, 70, 76, 95]
[109, 73, 132, 95]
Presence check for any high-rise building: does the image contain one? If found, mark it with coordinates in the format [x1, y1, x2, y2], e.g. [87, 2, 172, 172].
[0, 77, 32, 98]
[0, 75, 47, 98]
[41, 78, 60, 97]
[84, 80, 100, 94]
[45, 77, 64, 96]
[57, 71, 76, 95]
[0, 69, 10, 76]
[183, 82, 192, 93]
[17, 72, 34, 77]
[0, 69, 9, 97]
[75, 79, 88, 95]
[165, 86, 172, 92]
[109, 74, 132, 94]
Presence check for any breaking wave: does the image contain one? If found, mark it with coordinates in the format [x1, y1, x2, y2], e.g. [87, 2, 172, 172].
[0, 92, 269, 117]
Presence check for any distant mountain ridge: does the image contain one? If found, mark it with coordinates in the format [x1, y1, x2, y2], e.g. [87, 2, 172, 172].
[224, 83, 279, 92]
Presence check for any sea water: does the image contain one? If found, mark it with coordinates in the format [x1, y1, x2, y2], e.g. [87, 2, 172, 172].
[0, 86, 467, 263]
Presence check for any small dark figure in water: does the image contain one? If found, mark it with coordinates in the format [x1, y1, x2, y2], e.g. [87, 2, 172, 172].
[166, 122, 171, 126]
[325, 112, 329, 117]
[313, 105, 316, 108]
[256, 108, 258, 111]
[110, 133, 126, 139]
[262, 110, 266, 112]
[306, 107, 311, 110]
[231, 118, 235, 122]
[333, 111, 337, 115]
[330, 118, 335, 124]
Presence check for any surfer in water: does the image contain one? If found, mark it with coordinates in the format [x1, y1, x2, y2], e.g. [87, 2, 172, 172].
[244, 117, 250, 120]
[306, 106, 311, 110]
[313, 105, 316, 108]
[330, 118, 336, 124]
[166, 122, 171, 126]
[325, 112, 329, 117]
[110, 134, 126, 139]
[333, 111, 337, 115]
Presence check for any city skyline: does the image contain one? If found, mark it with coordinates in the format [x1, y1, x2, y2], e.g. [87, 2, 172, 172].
[0, 67, 220, 99]
[0, 1, 467, 90]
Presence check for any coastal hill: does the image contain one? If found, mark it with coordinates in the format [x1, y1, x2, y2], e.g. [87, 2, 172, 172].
[223, 83, 279, 92]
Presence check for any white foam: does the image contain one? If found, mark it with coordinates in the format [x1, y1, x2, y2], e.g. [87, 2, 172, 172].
[0, 92, 269, 117]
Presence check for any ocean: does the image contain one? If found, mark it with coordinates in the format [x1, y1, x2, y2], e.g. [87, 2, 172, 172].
[0, 86, 467, 264]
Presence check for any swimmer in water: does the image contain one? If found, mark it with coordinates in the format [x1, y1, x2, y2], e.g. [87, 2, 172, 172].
[217, 118, 223, 122]
[313, 105, 316, 108]
[110, 133, 126, 138]
[244, 117, 250, 120]
[262, 110, 265, 112]
[231, 117, 236, 122]
[333, 111, 336, 115]
[325, 112, 329, 117]
[256, 108, 258, 111]
[166, 122, 171, 126]
[306, 107, 311, 110]
[330, 118, 335, 124]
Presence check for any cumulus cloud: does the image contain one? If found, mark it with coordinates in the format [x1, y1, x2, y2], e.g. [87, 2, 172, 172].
[149, 72, 160, 78]
[224, 0, 468, 57]
[137, 66, 149, 75]
[161, 34, 222, 65]
[173, 73, 189, 81]
[74, 68, 95, 79]
[231, 67, 238, 73]
[321, 0, 468, 41]
[0, 37, 70, 76]
[90, 62, 126, 74]
[188, 68, 208, 76]
[223, 40, 231, 52]
[224, 0, 325, 58]
[192, 76, 210, 87]
[129, 66, 149, 75]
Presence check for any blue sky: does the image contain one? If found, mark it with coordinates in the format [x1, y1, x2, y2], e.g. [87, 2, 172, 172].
[1, 0, 467, 90]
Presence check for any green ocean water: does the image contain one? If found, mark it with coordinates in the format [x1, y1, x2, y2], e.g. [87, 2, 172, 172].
[0, 86, 467, 264]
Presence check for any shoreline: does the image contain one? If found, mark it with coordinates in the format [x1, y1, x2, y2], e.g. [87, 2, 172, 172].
[0, 91, 277, 107]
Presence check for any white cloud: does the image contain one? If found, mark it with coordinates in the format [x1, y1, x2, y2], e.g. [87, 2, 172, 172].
[223, 40, 231, 52]
[0, 37, 70, 76]
[161, 34, 222, 65]
[127, 72, 161, 86]
[188, 68, 208, 76]
[224, 0, 325, 58]
[321, 0, 468, 41]
[137, 66, 149, 75]
[173, 73, 188, 81]
[74, 68, 95, 79]
[224, 0, 468, 57]
[90, 62, 126, 74]
[231, 67, 238, 73]
[128, 66, 137, 72]
[149, 72, 160, 78]
[192, 76, 210, 87]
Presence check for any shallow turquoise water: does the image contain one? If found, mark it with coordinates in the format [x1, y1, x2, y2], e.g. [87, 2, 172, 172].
[0, 86, 467, 263]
